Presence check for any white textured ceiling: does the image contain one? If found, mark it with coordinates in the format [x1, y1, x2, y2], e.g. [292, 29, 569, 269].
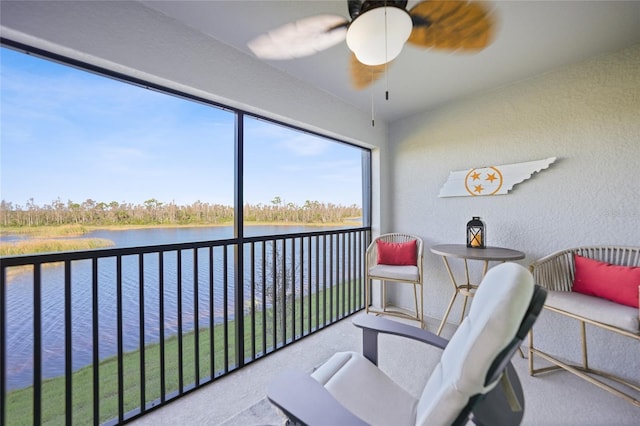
[142, 1, 640, 122]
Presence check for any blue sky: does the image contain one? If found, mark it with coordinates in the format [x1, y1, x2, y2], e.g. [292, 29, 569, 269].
[0, 47, 364, 208]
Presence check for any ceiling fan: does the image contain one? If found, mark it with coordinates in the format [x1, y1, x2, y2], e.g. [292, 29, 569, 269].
[248, 0, 496, 89]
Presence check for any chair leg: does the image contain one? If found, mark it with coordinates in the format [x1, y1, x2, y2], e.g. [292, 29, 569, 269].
[419, 283, 424, 329]
[365, 279, 424, 328]
[528, 329, 534, 374]
[382, 281, 387, 311]
[365, 277, 370, 314]
[528, 315, 640, 407]
[580, 320, 589, 369]
[412, 283, 419, 320]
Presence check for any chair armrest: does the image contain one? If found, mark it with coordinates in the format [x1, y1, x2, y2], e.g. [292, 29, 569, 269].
[352, 315, 448, 365]
[529, 248, 575, 292]
[267, 370, 368, 426]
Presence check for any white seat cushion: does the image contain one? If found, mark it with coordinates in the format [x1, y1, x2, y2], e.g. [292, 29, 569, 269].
[545, 290, 639, 333]
[310, 263, 533, 426]
[312, 351, 418, 426]
[369, 264, 420, 282]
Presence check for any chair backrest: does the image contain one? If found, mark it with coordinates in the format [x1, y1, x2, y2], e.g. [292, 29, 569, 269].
[464, 284, 547, 426]
[415, 262, 536, 426]
[531, 246, 640, 292]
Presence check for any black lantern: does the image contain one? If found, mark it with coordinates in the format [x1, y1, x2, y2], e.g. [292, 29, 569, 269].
[466, 217, 485, 248]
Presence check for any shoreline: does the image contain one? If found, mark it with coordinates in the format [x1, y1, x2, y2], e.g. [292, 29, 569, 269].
[0, 220, 361, 238]
[0, 221, 363, 263]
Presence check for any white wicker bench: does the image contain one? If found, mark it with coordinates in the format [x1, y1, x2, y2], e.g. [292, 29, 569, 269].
[528, 246, 640, 407]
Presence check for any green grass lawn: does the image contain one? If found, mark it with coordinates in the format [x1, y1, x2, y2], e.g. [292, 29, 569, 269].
[4, 281, 363, 425]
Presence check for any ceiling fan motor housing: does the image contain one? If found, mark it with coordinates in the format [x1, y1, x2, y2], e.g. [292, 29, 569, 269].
[348, 0, 409, 19]
[346, 2, 412, 66]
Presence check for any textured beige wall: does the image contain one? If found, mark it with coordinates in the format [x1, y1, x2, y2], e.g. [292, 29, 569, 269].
[388, 44, 640, 381]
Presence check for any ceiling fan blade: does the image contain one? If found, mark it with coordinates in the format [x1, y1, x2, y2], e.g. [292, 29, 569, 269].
[408, 0, 495, 51]
[248, 15, 349, 60]
[350, 54, 387, 89]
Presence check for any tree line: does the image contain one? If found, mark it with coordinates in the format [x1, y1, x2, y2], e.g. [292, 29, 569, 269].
[0, 197, 362, 227]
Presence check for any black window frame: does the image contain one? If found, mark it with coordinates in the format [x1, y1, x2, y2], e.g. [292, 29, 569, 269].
[0, 37, 372, 234]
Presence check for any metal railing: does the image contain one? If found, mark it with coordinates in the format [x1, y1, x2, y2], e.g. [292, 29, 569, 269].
[1, 227, 370, 425]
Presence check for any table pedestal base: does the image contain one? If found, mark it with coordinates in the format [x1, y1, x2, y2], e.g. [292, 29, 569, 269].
[431, 244, 525, 337]
[436, 257, 486, 336]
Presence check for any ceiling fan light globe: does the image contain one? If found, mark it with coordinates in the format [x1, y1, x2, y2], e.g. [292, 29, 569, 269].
[346, 6, 412, 66]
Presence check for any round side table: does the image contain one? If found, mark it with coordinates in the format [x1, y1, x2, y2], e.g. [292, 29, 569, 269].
[430, 244, 525, 336]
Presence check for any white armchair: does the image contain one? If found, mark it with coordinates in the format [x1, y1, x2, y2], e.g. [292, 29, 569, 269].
[365, 233, 424, 327]
[268, 263, 547, 426]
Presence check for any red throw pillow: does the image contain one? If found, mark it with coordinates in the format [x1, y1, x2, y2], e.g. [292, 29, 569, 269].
[377, 239, 417, 266]
[572, 254, 640, 308]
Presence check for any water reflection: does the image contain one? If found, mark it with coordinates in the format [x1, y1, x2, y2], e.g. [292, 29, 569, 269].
[4, 225, 347, 390]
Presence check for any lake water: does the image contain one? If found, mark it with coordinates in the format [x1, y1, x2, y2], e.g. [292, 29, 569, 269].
[3, 225, 344, 391]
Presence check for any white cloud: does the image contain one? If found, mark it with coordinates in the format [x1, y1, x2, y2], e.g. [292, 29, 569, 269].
[278, 135, 328, 156]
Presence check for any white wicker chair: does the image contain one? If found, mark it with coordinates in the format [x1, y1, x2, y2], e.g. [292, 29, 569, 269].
[365, 233, 424, 327]
[529, 246, 640, 407]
